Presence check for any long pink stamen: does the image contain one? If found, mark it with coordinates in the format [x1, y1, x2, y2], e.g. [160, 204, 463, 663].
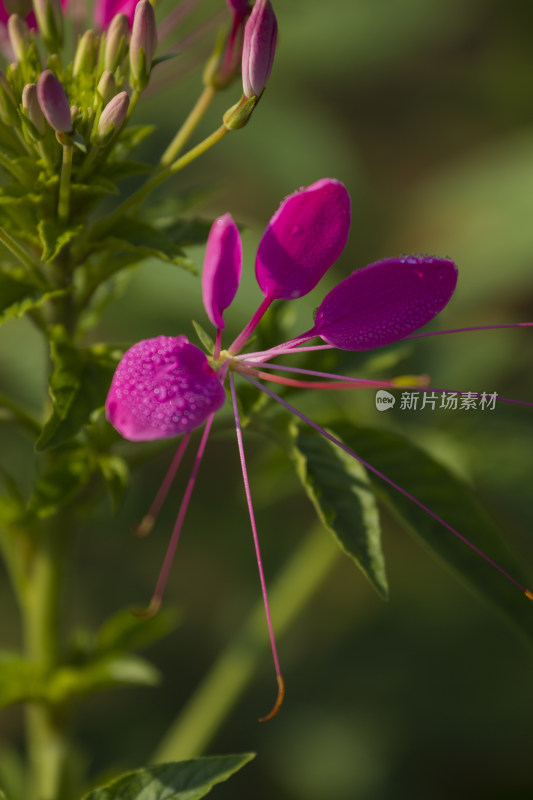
[229, 373, 284, 721]
[408, 322, 533, 339]
[236, 364, 396, 391]
[239, 361, 413, 385]
[135, 432, 192, 537]
[228, 296, 274, 354]
[242, 373, 532, 598]
[238, 362, 533, 407]
[136, 414, 216, 617]
[236, 341, 332, 362]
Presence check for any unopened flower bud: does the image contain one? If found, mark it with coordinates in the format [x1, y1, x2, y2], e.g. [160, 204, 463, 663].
[104, 13, 129, 72]
[96, 70, 116, 106]
[22, 82, 47, 136]
[73, 29, 98, 78]
[7, 14, 30, 63]
[129, 0, 157, 90]
[241, 0, 277, 99]
[96, 90, 129, 142]
[37, 70, 72, 133]
[4, 0, 33, 15]
[33, 0, 64, 50]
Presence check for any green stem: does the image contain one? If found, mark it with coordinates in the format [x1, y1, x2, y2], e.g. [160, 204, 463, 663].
[152, 526, 340, 762]
[58, 144, 73, 223]
[0, 226, 45, 283]
[23, 527, 68, 800]
[160, 85, 217, 166]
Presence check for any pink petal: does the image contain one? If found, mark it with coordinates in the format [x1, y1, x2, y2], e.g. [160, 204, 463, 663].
[105, 336, 226, 441]
[202, 213, 242, 330]
[255, 178, 351, 301]
[94, 0, 139, 28]
[311, 255, 458, 350]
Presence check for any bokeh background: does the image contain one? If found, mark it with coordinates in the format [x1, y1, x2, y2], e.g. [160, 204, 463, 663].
[2, 0, 533, 797]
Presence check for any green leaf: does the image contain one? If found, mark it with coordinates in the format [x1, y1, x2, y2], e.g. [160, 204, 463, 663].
[37, 331, 121, 450]
[38, 219, 83, 262]
[192, 321, 215, 354]
[0, 268, 64, 327]
[0, 653, 43, 708]
[0, 394, 40, 437]
[95, 607, 180, 657]
[330, 422, 533, 640]
[93, 217, 197, 272]
[97, 454, 130, 512]
[28, 444, 96, 518]
[289, 420, 387, 599]
[45, 655, 160, 703]
[81, 754, 255, 800]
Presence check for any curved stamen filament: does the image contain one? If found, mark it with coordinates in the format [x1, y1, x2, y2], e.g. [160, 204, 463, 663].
[408, 322, 533, 339]
[134, 432, 192, 537]
[242, 373, 533, 599]
[134, 415, 215, 618]
[229, 373, 284, 721]
[235, 363, 397, 391]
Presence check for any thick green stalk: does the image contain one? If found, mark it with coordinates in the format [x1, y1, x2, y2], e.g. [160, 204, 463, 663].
[153, 526, 340, 762]
[22, 527, 68, 800]
[160, 85, 216, 166]
[58, 144, 73, 223]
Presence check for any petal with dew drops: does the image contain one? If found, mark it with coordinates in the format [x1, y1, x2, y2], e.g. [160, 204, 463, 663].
[105, 336, 225, 441]
[311, 256, 458, 350]
[255, 178, 351, 301]
[202, 214, 242, 330]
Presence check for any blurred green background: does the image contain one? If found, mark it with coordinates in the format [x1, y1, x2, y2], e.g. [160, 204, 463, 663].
[2, 0, 533, 797]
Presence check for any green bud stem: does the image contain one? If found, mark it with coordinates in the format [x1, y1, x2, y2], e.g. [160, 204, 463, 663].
[160, 84, 216, 166]
[152, 525, 340, 762]
[58, 143, 73, 223]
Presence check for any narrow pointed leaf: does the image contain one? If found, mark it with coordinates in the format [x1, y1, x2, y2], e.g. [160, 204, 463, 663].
[330, 422, 533, 641]
[0, 269, 65, 326]
[289, 420, 387, 598]
[81, 753, 255, 800]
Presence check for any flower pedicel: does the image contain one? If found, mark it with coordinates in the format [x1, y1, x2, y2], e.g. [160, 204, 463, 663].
[106, 178, 533, 720]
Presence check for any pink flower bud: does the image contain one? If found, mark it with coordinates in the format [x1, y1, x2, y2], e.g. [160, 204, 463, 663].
[22, 82, 47, 136]
[36, 69, 72, 133]
[105, 336, 226, 441]
[202, 214, 242, 330]
[104, 12, 129, 71]
[310, 256, 458, 350]
[256, 179, 351, 301]
[129, 0, 157, 89]
[241, 0, 277, 99]
[96, 90, 129, 140]
[7, 13, 29, 62]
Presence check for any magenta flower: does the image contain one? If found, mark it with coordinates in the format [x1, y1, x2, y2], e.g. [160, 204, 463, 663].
[94, 0, 139, 29]
[106, 178, 533, 719]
